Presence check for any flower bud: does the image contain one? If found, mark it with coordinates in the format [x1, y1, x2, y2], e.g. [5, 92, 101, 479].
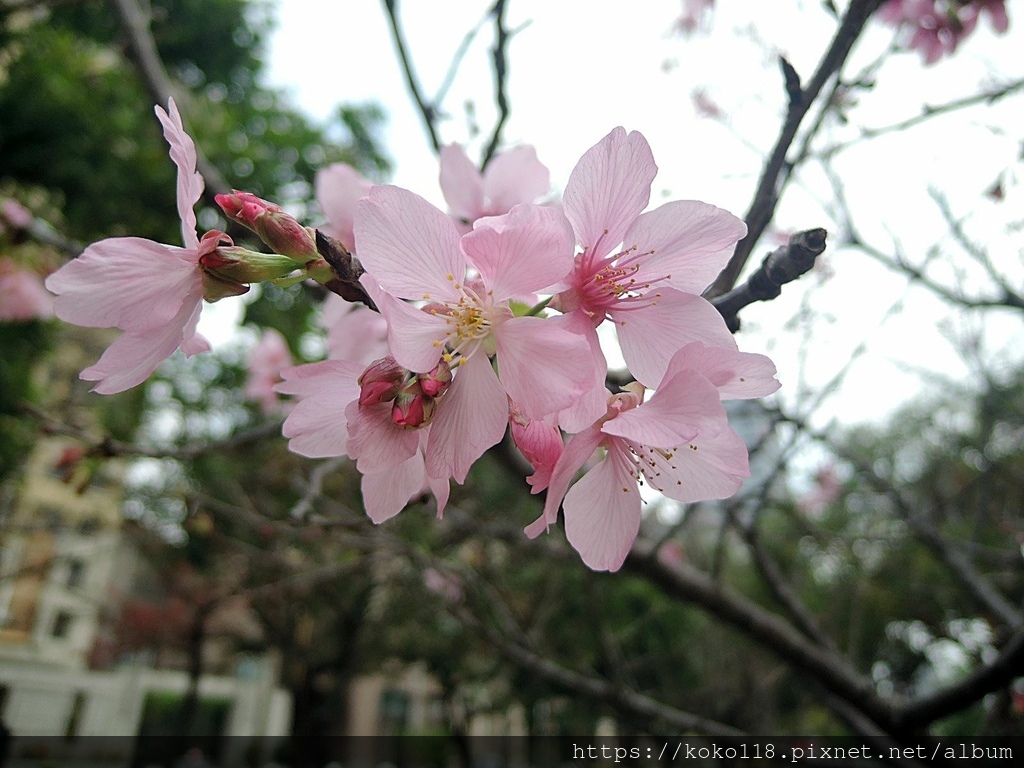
[216, 190, 318, 263]
[358, 356, 408, 406]
[199, 246, 300, 284]
[391, 381, 436, 429]
[417, 359, 452, 398]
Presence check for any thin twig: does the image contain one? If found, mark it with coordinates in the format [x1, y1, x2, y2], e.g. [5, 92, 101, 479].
[480, 0, 511, 168]
[108, 0, 232, 201]
[706, 0, 884, 298]
[381, 0, 442, 153]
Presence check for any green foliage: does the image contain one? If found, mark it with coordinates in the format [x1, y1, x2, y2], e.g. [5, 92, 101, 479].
[0, 319, 51, 481]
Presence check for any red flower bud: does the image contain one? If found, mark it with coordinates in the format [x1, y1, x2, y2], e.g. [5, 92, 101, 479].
[391, 382, 437, 429]
[358, 356, 408, 406]
[417, 359, 453, 398]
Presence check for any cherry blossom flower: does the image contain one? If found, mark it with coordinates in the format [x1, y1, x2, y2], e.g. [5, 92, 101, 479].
[439, 143, 550, 233]
[509, 404, 563, 494]
[354, 185, 598, 482]
[526, 343, 779, 572]
[551, 127, 746, 427]
[245, 329, 293, 414]
[275, 357, 449, 522]
[0, 259, 53, 321]
[44, 99, 237, 394]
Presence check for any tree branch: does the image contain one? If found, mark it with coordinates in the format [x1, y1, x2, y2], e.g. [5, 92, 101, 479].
[706, 0, 884, 298]
[480, 0, 511, 168]
[711, 228, 828, 331]
[381, 0, 442, 154]
[108, 0, 232, 201]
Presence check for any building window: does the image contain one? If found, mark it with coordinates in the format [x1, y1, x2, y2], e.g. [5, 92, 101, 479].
[51, 610, 74, 639]
[378, 688, 410, 735]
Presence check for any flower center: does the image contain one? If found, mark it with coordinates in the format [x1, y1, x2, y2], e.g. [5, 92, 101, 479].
[575, 243, 669, 323]
[428, 276, 506, 365]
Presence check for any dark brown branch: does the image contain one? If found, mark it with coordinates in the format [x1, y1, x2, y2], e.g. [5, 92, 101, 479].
[480, 0, 511, 168]
[381, 0, 442, 154]
[108, 0, 232, 201]
[711, 228, 828, 331]
[23, 402, 283, 461]
[623, 540, 898, 730]
[894, 624, 1024, 731]
[706, 0, 884, 298]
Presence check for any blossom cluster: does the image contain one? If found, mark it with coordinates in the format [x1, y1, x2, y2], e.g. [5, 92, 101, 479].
[879, 0, 1009, 64]
[45, 100, 780, 571]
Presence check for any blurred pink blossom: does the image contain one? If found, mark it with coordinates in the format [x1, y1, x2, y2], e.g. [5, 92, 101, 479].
[315, 163, 374, 251]
[0, 259, 54, 321]
[245, 329, 293, 414]
[439, 143, 551, 233]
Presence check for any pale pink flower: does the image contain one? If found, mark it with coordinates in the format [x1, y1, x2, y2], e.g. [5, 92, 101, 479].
[552, 127, 746, 428]
[275, 358, 449, 522]
[354, 186, 598, 482]
[674, 0, 715, 35]
[321, 294, 389, 363]
[44, 99, 227, 394]
[439, 144, 550, 233]
[526, 343, 778, 572]
[315, 163, 373, 251]
[0, 259, 54, 321]
[245, 329, 293, 414]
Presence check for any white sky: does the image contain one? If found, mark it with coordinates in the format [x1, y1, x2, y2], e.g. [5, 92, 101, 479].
[249, 0, 1024, 431]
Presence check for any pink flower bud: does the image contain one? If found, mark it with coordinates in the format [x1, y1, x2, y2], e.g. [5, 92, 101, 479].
[216, 190, 318, 263]
[417, 359, 452, 398]
[391, 383, 437, 429]
[358, 356, 408, 406]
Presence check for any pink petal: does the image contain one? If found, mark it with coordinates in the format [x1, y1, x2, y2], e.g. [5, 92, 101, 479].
[79, 291, 201, 394]
[345, 400, 419, 474]
[656, 425, 750, 504]
[563, 443, 642, 572]
[602, 369, 725, 447]
[509, 412, 564, 494]
[425, 350, 508, 483]
[613, 289, 736, 388]
[178, 301, 209, 357]
[315, 163, 373, 251]
[563, 127, 656, 257]
[663, 342, 780, 400]
[624, 200, 747, 294]
[527, 423, 606, 538]
[494, 315, 595, 420]
[462, 204, 575, 302]
[154, 99, 202, 250]
[552, 313, 609, 433]
[354, 185, 466, 302]
[428, 472, 450, 518]
[483, 145, 550, 213]
[46, 238, 199, 331]
[361, 452, 428, 524]
[439, 144, 485, 224]
[276, 360, 363, 457]
[361, 277, 448, 372]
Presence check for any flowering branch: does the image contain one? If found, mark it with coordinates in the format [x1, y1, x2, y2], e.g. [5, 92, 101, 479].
[707, 0, 885, 298]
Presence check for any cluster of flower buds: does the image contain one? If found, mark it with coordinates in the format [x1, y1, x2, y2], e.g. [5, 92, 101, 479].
[358, 356, 452, 429]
